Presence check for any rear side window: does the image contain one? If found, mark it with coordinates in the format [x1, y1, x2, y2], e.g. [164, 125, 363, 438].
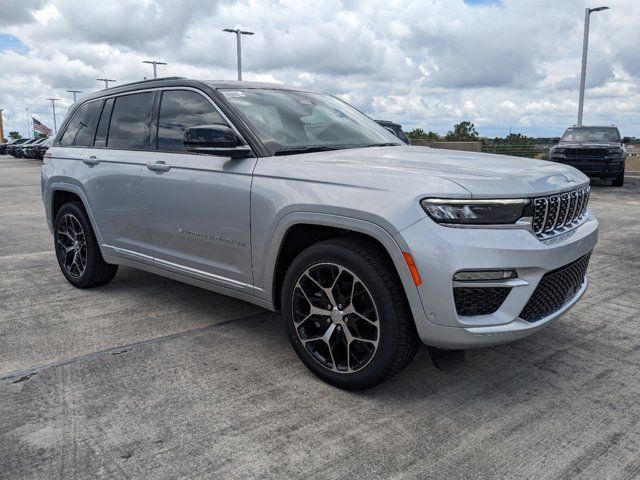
[157, 90, 225, 152]
[59, 100, 103, 146]
[107, 92, 154, 149]
[94, 98, 114, 148]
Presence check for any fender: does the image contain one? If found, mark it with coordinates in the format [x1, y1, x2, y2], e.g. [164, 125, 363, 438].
[46, 180, 105, 245]
[255, 211, 424, 313]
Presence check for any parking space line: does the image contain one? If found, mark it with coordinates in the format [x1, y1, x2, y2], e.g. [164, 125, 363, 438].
[0, 311, 271, 382]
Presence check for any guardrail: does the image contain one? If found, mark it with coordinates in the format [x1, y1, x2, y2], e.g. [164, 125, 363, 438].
[480, 144, 552, 159]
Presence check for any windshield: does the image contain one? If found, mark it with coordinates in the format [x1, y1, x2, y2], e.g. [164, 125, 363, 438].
[561, 126, 620, 143]
[219, 88, 402, 155]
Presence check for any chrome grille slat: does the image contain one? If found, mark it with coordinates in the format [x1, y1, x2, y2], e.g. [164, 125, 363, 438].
[532, 185, 590, 239]
[576, 189, 585, 222]
[568, 190, 578, 223]
[533, 198, 547, 234]
[544, 195, 560, 233]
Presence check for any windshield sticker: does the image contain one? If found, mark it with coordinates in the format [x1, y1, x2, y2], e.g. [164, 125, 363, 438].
[222, 91, 245, 98]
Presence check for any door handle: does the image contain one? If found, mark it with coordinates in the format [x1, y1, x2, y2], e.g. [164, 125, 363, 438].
[82, 155, 100, 166]
[147, 161, 171, 172]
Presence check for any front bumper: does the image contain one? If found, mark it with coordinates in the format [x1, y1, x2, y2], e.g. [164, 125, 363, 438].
[396, 212, 598, 349]
[550, 157, 624, 178]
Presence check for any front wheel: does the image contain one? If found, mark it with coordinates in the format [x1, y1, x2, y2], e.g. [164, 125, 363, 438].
[281, 238, 419, 390]
[612, 165, 625, 186]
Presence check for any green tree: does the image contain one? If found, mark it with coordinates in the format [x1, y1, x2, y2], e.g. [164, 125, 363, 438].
[481, 133, 537, 158]
[9, 131, 22, 140]
[407, 128, 439, 140]
[445, 121, 478, 141]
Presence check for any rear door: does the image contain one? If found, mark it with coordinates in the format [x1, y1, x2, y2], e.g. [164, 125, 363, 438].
[79, 92, 156, 259]
[141, 88, 257, 290]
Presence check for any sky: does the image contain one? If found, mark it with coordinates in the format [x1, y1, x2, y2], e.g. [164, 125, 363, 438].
[0, 0, 638, 139]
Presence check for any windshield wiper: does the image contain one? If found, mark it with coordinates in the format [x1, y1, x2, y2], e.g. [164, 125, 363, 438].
[273, 146, 343, 156]
[359, 142, 402, 148]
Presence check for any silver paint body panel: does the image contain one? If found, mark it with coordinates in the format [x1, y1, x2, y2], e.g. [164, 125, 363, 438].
[42, 81, 599, 349]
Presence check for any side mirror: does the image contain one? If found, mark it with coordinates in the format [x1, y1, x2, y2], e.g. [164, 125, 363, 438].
[183, 124, 253, 158]
[622, 136, 632, 144]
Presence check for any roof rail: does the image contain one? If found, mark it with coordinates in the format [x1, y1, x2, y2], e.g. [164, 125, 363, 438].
[106, 77, 186, 89]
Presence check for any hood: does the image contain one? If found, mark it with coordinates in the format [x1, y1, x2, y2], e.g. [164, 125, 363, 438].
[281, 145, 589, 198]
[557, 141, 621, 148]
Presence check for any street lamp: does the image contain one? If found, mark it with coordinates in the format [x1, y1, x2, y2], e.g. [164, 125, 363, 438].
[97, 78, 116, 89]
[577, 6, 609, 126]
[46, 98, 60, 134]
[222, 28, 255, 81]
[25, 108, 30, 139]
[67, 90, 83, 102]
[142, 60, 167, 79]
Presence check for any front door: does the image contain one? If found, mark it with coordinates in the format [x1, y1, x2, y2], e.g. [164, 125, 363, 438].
[141, 89, 257, 290]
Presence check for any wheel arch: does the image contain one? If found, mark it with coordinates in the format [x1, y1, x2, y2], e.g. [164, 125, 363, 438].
[48, 182, 104, 244]
[263, 212, 423, 315]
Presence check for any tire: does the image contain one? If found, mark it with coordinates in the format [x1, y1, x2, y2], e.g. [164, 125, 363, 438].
[612, 165, 624, 186]
[53, 201, 118, 288]
[281, 237, 420, 390]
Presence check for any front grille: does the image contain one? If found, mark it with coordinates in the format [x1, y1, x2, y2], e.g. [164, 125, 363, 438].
[454, 287, 511, 316]
[520, 253, 591, 322]
[565, 148, 607, 159]
[532, 185, 590, 238]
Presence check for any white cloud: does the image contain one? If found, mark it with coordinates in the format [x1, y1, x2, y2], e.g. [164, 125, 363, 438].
[1, 0, 639, 139]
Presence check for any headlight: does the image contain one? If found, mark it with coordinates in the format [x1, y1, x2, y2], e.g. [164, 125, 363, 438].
[421, 198, 531, 225]
[552, 148, 565, 155]
[607, 148, 623, 155]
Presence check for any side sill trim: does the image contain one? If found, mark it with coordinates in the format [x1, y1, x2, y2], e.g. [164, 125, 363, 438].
[106, 244, 252, 290]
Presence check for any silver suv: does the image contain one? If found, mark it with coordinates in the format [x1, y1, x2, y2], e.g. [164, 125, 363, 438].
[42, 78, 598, 389]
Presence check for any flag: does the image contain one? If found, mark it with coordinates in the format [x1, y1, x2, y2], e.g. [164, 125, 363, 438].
[33, 117, 52, 136]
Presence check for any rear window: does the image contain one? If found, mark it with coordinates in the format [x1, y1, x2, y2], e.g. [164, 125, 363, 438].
[107, 92, 154, 150]
[59, 100, 103, 147]
[94, 98, 114, 148]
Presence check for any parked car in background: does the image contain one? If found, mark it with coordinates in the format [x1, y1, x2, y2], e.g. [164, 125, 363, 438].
[34, 137, 53, 160]
[23, 138, 47, 159]
[375, 120, 411, 144]
[42, 78, 598, 389]
[12, 138, 41, 158]
[6, 138, 29, 156]
[549, 125, 628, 186]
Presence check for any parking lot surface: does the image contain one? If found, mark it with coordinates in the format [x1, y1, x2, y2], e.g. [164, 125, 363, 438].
[1, 154, 639, 479]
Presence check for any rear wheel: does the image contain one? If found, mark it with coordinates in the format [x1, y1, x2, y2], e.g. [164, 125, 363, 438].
[54, 202, 118, 288]
[282, 237, 419, 390]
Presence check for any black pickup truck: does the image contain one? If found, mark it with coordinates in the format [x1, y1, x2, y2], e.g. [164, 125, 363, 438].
[549, 126, 629, 186]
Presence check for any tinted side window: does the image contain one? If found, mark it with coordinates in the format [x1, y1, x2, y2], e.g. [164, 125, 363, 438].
[107, 92, 153, 149]
[157, 90, 225, 152]
[94, 98, 114, 148]
[59, 100, 103, 147]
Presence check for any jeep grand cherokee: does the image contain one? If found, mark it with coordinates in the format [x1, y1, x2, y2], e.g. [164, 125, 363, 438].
[42, 78, 598, 389]
[550, 125, 628, 186]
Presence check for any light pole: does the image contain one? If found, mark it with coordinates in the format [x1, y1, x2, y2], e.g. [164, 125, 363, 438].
[67, 90, 83, 102]
[46, 98, 60, 135]
[25, 108, 30, 139]
[577, 6, 609, 126]
[97, 78, 116, 89]
[142, 60, 167, 79]
[223, 28, 254, 81]
[0, 108, 4, 143]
